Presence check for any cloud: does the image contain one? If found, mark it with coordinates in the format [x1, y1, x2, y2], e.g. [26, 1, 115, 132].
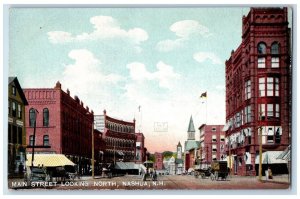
[193, 52, 222, 65]
[48, 16, 148, 45]
[156, 20, 210, 52]
[126, 61, 180, 89]
[170, 20, 209, 38]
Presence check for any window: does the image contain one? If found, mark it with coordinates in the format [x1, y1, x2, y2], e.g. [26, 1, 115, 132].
[245, 105, 251, 123]
[259, 78, 265, 97]
[29, 135, 34, 146]
[12, 86, 16, 96]
[259, 104, 266, 120]
[258, 43, 267, 54]
[212, 127, 216, 132]
[12, 102, 16, 117]
[212, 135, 217, 142]
[17, 104, 22, 119]
[29, 108, 36, 127]
[212, 145, 217, 152]
[267, 78, 274, 96]
[43, 108, 49, 127]
[267, 127, 274, 143]
[275, 78, 279, 96]
[220, 135, 225, 142]
[271, 42, 279, 54]
[245, 80, 251, 100]
[275, 104, 280, 118]
[258, 57, 266, 68]
[267, 104, 274, 117]
[43, 135, 49, 146]
[271, 57, 280, 68]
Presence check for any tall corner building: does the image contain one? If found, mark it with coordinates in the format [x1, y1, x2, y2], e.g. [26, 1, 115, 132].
[224, 7, 291, 176]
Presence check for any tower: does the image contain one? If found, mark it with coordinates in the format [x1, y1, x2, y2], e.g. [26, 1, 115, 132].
[187, 115, 195, 140]
[177, 142, 182, 159]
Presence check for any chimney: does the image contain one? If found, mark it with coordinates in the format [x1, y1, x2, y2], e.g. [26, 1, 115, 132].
[74, 95, 80, 103]
[81, 101, 84, 107]
[86, 106, 89, 112]
[55, 81, 61, 89]
[67, 89, 70, 95]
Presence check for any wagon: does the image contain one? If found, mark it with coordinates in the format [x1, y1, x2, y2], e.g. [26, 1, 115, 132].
[210, 161, 230, 181]
[194, 167, 212, 179]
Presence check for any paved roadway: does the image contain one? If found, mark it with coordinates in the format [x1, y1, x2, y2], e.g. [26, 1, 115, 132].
[7, 174, 290, 191]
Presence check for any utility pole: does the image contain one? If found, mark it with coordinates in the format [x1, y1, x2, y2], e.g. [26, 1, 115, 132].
[258, 109, 263, 181]
[31, 109, 38, 168]
[91, 120, 94, 179]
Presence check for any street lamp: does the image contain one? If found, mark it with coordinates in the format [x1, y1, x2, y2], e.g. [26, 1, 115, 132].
[31, 109, 39, 168]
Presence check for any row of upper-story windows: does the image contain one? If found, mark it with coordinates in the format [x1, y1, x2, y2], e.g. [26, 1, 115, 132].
[257, 42, 281, 68]
[29, 135, 49, 146]
[106, 122, 134, 133]
[8, 100, 22, 119]
[29, 108, 49, 127]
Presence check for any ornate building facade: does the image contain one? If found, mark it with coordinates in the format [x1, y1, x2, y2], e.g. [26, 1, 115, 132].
[24, 81, 94, 174]
[100, 110, 136, 164]
[224, 8, 291, 176]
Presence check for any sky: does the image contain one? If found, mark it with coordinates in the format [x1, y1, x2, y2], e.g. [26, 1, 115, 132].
[8, 7, 267, 153]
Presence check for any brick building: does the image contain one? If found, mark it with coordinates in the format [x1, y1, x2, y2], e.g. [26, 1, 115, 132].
[8, 77, 28, 176]
[224, 8, 291, 176]
[24, 81, 94, 174]
[135, 132, 145, 163]
[154, 152, 163, 170]
[99, 110, 136, 164]
[198, 124, 226, 169]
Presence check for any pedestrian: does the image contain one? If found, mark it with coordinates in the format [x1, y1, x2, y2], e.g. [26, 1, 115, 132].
[18, 163, 24, 175]
[268, 167, 273, 179]
[152, 169, 157, 181]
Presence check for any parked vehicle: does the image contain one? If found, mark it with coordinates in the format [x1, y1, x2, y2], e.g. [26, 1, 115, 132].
[194, 167, 212, 179]
[25, 166, 49, 184]
[210, 161, 230, 181]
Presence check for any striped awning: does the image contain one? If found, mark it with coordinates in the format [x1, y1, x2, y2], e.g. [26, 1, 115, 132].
[26, 154, 76, 167]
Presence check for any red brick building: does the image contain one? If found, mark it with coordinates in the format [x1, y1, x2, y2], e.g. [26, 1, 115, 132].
[100, 110, 136, 164]
[154, 152, 163, 170]
[198, 124, 226, 169]
[224, 8, 291, 176]
[24, 81, 94, 174]
[135, 132, 145, 163]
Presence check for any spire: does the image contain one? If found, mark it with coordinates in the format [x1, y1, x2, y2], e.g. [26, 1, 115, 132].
[187, 115, 195, 133]
[177, 142, 182, 147]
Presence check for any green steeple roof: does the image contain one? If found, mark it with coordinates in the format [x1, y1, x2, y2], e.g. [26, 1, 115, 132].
[187, 115, 195, 132]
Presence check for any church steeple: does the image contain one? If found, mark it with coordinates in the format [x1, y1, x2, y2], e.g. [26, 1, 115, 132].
[177, 142, 182, 159]
[187, 115, 195, 140]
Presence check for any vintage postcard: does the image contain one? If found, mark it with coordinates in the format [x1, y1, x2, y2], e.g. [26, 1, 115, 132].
[5, 6, 294, 193]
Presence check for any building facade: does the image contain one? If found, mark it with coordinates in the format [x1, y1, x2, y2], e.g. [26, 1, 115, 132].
[198, 124, 226, 169]
[224, 8, 291, 176]
[100, 110, 136, 164]
[8, 77, 28, 176]
[24, 81, 94, 174]
[154, 152, 164, 170]
[135, 132, 145, 164]
[175, 142, 184, 174]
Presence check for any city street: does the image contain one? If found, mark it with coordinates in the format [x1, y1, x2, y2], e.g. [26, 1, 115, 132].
[8, 174, 290, 191]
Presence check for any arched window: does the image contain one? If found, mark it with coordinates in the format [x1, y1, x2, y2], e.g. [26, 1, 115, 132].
[29, 108, 36, 127]
[43, 135, 49, 146]
[257, 42, 267, 54]
[43, 108, 49, 127]
[271, 42, 280, 54]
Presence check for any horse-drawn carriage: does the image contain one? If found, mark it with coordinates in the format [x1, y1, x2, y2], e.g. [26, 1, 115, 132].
[194, 161, 230, 181]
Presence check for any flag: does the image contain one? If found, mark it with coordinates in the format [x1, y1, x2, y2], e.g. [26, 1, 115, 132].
[200, 92, 207, 98]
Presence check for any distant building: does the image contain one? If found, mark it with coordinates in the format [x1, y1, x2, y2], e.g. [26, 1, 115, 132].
[154, 152, 163, 170]
[24, 81, 94, 175]
[198, 124, 226, 169]
[175, 142, 184, 174]
[163, 156, 176, 175]
[224, 8, 291, 176]
[99, 110, 136, 164]
[8, 77, 28, 176]
[184, 116, 200, 171]
[135, 132, 145, 164]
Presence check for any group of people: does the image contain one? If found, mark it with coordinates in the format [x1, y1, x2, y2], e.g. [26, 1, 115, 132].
[142, 167, 158, 181]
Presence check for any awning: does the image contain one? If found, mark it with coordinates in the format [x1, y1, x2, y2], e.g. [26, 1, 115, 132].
[255, 151, 287, 164]
[26, 154, 76, 167]
[276, 145, 290, 161]
[222, 122, 231, 131]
